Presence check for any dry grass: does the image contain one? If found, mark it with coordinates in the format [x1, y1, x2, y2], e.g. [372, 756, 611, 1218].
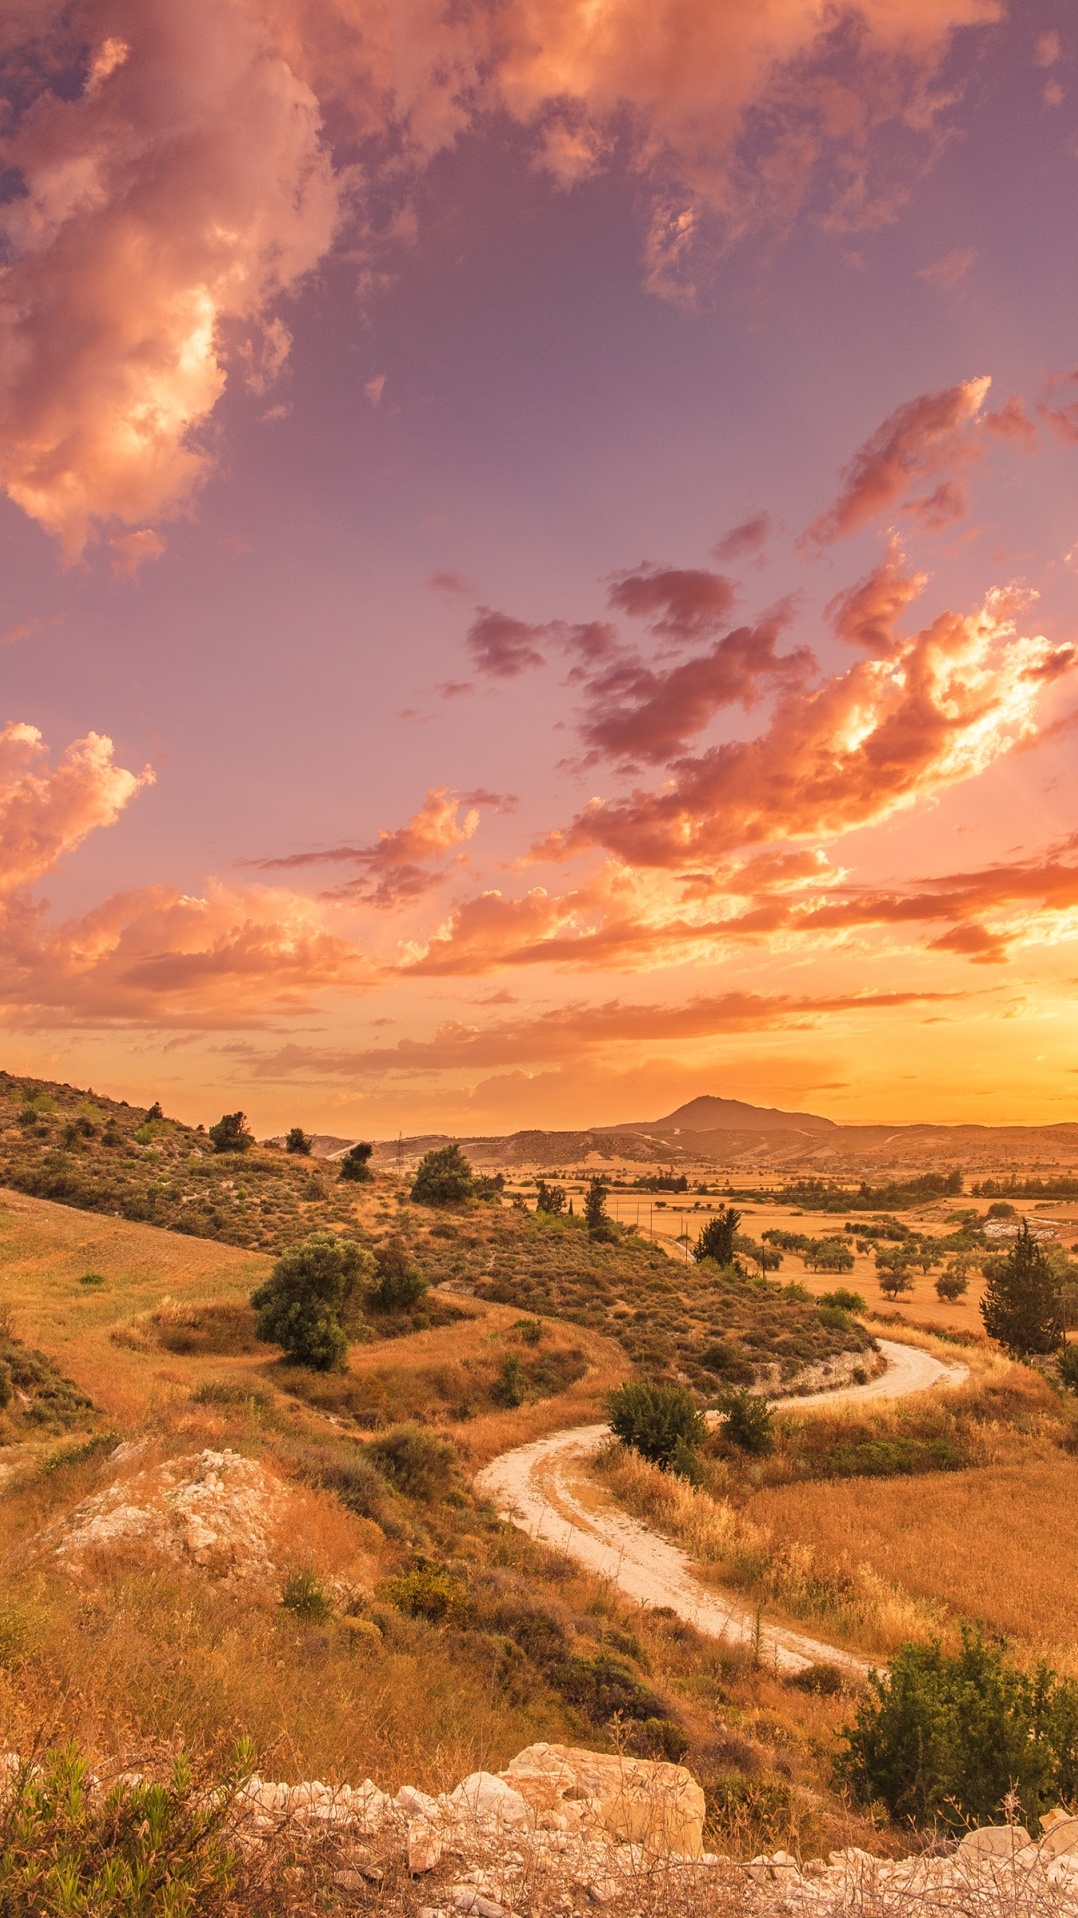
[751, 1452, 1078, 1672]
[595, 1443, 940, 1657]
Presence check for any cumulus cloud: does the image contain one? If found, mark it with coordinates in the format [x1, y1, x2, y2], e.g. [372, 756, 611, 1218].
[0, 723, 152, 894]
[827, 543, 928, 653]
[467, 609, 549, 679]
[541, 589, 1076, 869]
[0, 879, 367, 1029]
[0, 0, 341, 556]
[804, 376, 991, 545]
[0, 0, 1001, 550]
[606, 564, 737, 645]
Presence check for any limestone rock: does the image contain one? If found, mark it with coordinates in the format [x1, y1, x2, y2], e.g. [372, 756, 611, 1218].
[1040, 1816, 1078, 1860]
[449, 1772, 530, 1827]
[500, 1742, 706, 1859]
[408, 1817, 443, 1873]
[958, 1826, 1031, 1861]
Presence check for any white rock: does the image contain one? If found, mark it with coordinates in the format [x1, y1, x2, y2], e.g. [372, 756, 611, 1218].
[408, 1817, 444, 1873]
[396, 1784, 441, 1818]
[449, 1772, 529, 1827]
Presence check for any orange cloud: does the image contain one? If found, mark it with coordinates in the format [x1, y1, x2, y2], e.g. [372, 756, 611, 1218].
[804, 376, 991, 545]
[827, 543, 928, 653]
[541, 589, 1075, 869]
[0, 723, 152, 894]
[0, 879, 368, 1029]
[245, 984, 958, 1080]
[251, 787, 514, 907]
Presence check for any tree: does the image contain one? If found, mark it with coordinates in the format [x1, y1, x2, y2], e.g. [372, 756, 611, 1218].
[146, 1101, 164, 1122]
[878, 1266, 915, 1301]
[536, 1180, 567, 1215]
[410, 1143, 475, 1205]
[836, 1629, 1078, 1830]
[803, 1238, 855, 1274]
[285, 1126, 313, 1156]
[368, 1237, 428, 1311]
[208, 1111, 254, 1154]
[693, 1206, 741, 1267]
[608, 1380, 707, 1475]
[935, 1264, 970, 1302]
[584, 1176, 610, 1232]
[338, 1141, 374, 1183]
[981, 1221, 1060, 1355]
[251, 1232, 374, 1369]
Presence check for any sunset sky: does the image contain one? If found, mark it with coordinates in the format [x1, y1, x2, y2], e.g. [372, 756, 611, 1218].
[4, 0, 1078, 1136]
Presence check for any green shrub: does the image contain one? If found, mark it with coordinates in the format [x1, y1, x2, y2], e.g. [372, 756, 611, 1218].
[836, 1629, 1078, 1829]
[608, 1380, 707, 1472]
[367, 1238, 428, 1312]
[789, 1661, 846, 1696]
[699, 1339, 755, 1383]
[77, 1272, 107, 1289]
[281, 1568, 332, 1619]
[491, 1352, 525, 1408]
[935, 1267, 970, 1302]
[338, 1141, 373, 1182]
[251, 1232, 375, 1370]
[383, 1563, 467, 1621]
[410, 1143, 475, 1206]
[285, 1126, 312, 1156]
[207, 1111, 253, 1153]
[718, 1388, 775, 1456]
[0, 1740, 251, 1916]
[365, 1423, 457, 1499]
[818, 1289, 866, 1311]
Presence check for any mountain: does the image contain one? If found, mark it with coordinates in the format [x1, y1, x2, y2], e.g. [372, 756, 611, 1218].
[609, 1094, 837, 1135]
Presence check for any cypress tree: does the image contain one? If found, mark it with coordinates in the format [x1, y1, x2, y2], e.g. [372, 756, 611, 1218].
[981, 1220, 1060, 1355]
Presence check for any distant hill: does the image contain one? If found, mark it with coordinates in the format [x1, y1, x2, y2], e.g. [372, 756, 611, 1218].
[610, 1094, 837, 1135]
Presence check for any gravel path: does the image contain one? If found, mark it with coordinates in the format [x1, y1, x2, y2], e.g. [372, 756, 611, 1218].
[474, 1339, 969, 1676]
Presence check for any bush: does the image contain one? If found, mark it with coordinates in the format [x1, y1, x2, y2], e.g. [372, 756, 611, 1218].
[837, 1629, 1078, 1830]
[982, 1222, 1061, 1355]
[718, 1388, 775, 1455]
[608, 1380, 707, 1472]
[281, 1568, 332, 1619]
[77, 1272, 107, 1289]
[383, 1563, 467, 1621]
[338, 1141, 373, 1182]
[535, 1180, 566, 1214]
[699, 1338, 755, 1384]
[285, 1126, 312, 1156]
[491, 1352, 526, 1407]
[0, 1740, 251, 1916]
[365, 1423, 457, 1499]
[251, 1232, 375, 1370]
[818, 1289, 866, 1312]
[367, 1238, 428, 1312]
[410, 1143, 475, 1206]
[207, 1110, 253, 1153]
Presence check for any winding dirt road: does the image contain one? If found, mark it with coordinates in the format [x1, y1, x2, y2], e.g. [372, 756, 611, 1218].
[474, 1340, 969, 1676]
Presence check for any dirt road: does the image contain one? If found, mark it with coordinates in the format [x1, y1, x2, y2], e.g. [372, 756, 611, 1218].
[474, 1339, 968, 1676]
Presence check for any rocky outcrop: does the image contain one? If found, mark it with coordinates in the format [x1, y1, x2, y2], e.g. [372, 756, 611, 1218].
[499, 1743, 706, 1858]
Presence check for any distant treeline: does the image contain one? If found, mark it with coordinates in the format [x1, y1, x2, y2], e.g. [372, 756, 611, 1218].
[972, 1176, 1078, 1199]
[777, 1170, 964, 1212]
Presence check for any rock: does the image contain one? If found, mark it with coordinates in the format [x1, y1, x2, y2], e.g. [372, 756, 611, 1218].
[958, 1826, 1031, 1861]
[449, 1772, 530, 1827]
[408, 1817, 444, 1873]
[1039, 1816, 1078, 1860]
[396, 1784, 440, 1818]
[450, 1887, 509, 1918]
[334, 1864, 384, 1889]
[500, 1742, 706, 1859]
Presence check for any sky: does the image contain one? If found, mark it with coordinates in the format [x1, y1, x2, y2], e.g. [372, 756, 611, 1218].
[4, 0, 1078, 1138]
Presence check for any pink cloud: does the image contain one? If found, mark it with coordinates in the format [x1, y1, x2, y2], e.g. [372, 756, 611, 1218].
[0, 723, 152, 895]
[917, 248, 976, 290]
[575, 618, 812, 766]
[606, 564, 736, 644]
[467, 609, 549, 678]
[428, 570, 479, 595]
[827, 544, 928, 654]
[712, 513, 771, 561]
[109, 529, 167, 577]
[804, 376, 991, 545]
[540, 589, 1076, 869]
[252, 787, 489, 907]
